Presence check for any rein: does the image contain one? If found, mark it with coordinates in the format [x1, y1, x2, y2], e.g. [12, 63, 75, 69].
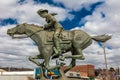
[27, 29, 43, 37]
[12, 29, 43, 39]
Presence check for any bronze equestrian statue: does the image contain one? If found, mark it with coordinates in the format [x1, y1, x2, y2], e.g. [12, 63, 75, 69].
[7, 23, 111, 79]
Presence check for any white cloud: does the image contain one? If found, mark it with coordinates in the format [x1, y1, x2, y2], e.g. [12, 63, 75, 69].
[82, 0, 120, 34]
[0, 0, 73, 25]
[0, 0, 18, 19]
[53, 0, 103, 11]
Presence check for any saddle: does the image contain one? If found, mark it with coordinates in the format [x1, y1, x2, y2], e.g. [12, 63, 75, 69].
[45, 30, 72, 44]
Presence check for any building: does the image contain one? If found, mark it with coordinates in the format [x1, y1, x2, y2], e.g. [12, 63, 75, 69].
[0, 69, 7, 75]
[62, 64, 95, 78]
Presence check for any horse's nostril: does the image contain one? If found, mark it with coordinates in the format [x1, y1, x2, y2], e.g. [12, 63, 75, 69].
[7, 29, 12, 36]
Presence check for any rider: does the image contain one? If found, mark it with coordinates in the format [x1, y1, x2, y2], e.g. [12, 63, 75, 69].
[37, 9, 63, 58]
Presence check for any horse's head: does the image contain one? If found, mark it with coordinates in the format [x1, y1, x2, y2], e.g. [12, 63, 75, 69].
[7, 23, 27, 38]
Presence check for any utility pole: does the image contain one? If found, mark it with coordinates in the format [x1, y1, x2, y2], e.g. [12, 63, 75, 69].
[8, 66, 11, 72]
[102, 43, 109, 80]
[103, 43, 108, 70]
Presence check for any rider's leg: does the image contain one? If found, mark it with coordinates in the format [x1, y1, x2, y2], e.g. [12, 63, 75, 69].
[52, 27, 62, 58]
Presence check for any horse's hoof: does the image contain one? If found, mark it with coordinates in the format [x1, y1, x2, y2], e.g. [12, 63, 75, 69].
[81, 56, 85, 60]
[60, 62, 66, 66]
[52, 55, 59, 59]
[52, 53, 62, 59]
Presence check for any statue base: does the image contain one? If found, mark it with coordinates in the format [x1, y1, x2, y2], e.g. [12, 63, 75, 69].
[39, 75, 68, 80]
[40, 78, 81, 80]
[25, 76, 81, 80]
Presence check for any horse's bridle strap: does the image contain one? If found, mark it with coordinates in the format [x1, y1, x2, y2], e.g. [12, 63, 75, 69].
[28, 29, 42, 37]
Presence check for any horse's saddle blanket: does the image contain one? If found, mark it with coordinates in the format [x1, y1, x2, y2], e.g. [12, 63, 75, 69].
[45, 30, 72, 44]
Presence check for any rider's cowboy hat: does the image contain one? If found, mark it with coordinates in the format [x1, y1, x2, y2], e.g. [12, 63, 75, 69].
[37, 9, 58, 16]
[37, 9, 48, 14]
[50, 13, 57, 16]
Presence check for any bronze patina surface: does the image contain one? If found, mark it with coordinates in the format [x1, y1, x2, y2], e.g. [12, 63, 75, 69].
[7, 23, 111, 79]
[7, 9, 111, 80]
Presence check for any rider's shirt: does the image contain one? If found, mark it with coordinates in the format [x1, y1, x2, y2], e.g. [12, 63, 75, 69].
[45, 14, 63, 30]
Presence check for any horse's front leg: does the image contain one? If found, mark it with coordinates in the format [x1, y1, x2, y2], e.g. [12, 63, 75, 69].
[42, 47, 56, 70]
[44, 52, 65, 71]
[28, 55, 41, 66]
[28, 55, 46, 79]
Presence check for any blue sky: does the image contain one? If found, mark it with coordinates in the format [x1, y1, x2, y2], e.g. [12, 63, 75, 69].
[0, 0, 104, 29]
[0, 0, 120, 68]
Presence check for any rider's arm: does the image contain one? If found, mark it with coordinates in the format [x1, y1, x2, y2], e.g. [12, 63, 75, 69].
[44, 14, 56, 29]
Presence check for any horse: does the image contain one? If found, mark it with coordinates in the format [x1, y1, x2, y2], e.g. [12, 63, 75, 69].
[7, 23, 111, 78]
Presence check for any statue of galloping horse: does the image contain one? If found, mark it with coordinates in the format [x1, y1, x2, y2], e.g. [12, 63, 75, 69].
[7, 23, 111, 79]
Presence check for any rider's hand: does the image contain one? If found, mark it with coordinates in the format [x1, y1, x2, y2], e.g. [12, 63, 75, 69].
[44, 24, 48, 29]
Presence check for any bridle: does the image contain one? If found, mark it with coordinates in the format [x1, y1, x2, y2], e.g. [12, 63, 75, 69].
[27, 29, 43, 37]
[12, 28, 43, 39]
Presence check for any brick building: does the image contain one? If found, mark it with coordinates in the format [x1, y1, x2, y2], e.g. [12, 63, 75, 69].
[62, 64, 95, 78]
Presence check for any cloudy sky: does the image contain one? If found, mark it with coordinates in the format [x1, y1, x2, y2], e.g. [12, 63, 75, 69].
[0, 0, 120, 69]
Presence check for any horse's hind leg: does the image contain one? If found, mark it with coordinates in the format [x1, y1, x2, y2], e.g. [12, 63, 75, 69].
[64, 58, 76, 73]
[75, 48, 85, 60]
[63, 50, 76, 73]
[60, 48, 85, 61]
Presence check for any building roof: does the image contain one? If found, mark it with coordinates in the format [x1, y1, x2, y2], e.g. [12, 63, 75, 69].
[0, 69, 6, 72]
[62, 64, 95, 77]
[62, 64, 94, 72]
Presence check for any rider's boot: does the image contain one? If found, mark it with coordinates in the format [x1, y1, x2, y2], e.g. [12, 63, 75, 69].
[81, 56, 85, 60]
[52, 41, 61, 59]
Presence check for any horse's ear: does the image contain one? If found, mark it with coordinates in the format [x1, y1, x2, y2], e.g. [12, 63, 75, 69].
[16, 24, 19, 27]
[23, 23, 27, 26]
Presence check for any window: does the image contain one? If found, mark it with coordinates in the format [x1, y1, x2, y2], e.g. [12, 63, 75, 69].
[69, 73, 73, 76]
[76, 74, 80, 76]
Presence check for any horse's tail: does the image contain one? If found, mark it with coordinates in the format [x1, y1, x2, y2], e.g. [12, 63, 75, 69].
[91, 34, 112, 42]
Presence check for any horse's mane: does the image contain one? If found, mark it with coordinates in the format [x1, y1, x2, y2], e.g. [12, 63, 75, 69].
[30, 24, 43, 28]
[24, 23, 44, 29]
